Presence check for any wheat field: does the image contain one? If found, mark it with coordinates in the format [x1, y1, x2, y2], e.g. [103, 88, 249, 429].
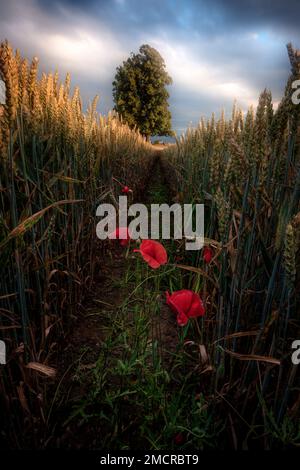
[0, 40, 299, 449]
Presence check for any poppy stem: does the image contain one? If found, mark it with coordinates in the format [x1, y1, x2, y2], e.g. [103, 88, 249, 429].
[112, 176, 123, 187]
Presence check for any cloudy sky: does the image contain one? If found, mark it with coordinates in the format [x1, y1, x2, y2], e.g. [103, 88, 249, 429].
[0, 0, 299, 134]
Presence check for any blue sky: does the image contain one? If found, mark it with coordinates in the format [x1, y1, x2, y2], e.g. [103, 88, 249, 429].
[0, 0, 299, 134]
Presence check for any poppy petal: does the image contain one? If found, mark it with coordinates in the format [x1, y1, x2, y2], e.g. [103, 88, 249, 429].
[177, 311, 189, 326]
[135, 240, 167, 269]
[166, 290, 205, 326]
[188, 293, 205, 317]
[140, 251, 161, 269]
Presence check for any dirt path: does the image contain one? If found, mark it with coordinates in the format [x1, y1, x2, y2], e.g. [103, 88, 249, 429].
[44, 153, 182, 449]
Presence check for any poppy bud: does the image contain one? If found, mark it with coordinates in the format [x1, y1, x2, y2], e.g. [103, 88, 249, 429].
[203, 247, 213, 264]
[174, 433, 184, 445]
[122, 186, 132, 194]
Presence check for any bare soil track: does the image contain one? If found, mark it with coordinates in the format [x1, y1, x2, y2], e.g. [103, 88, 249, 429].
[44, 151, 180, 449]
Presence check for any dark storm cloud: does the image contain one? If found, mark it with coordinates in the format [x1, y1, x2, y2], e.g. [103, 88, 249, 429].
[35, 0, 300, 35]
[208, 0, 300, 33]
[0, 0, 299, 134]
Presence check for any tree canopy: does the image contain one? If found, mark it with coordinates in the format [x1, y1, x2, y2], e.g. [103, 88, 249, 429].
[112, 45, 173, 140]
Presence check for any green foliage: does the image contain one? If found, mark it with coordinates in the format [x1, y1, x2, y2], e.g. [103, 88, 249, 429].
[65, 256, 221, 451]
[113, 44, 173, 139]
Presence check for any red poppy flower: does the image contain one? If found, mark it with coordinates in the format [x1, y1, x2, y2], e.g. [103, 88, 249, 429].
[166, 290, 205, 326]
[121, 186, 132, 194]
[174, 433, 184, 445]
[134, 239, 167, 269]
[203, 246, 213, 264]
[108, 227, 131, 247]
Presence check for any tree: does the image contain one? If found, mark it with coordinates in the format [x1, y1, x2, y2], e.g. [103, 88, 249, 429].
[112, 45, 173, 140]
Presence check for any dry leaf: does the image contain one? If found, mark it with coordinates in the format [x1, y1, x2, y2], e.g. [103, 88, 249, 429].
[222, 348, 281, 365]
[199, 344, 209, 365]
[26, 362, 57, 377]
